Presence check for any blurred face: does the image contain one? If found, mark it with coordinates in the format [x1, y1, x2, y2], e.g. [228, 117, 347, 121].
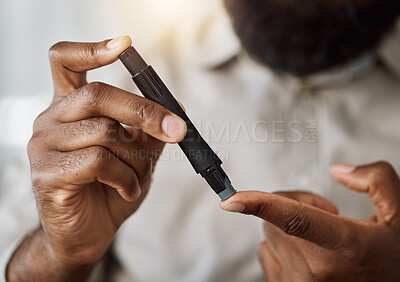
[224, 0, 400, 76]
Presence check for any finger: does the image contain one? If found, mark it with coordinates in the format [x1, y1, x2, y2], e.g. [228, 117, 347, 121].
[258, 241, 282, 281]
[46, 146, 141, 202]
[274, 191, 339, 214]
[263, 222, 338, 280]
[41, 118, 152, 185]
[263, 221, 289, 254]
[220, 191, 353, 249]
[263, 225, 314, 280]
[125, 127, 165, 161]
[264, 221, 299, 257]
[49, 36, 132, 96]
[50, 82, 187, 143]
[331, 162, 400, 225]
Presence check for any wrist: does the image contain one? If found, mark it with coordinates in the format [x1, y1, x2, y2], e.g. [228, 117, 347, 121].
[7, 227, 94, 282]
[38, 226, 96, 273]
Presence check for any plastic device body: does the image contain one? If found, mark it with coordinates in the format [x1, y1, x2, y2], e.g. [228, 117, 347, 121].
[119, 46, 236, 200]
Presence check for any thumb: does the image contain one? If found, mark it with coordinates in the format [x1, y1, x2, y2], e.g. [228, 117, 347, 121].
[220, 191, 349, 249]
[49, 36, 132, 96]
[330, 161, 400, 225]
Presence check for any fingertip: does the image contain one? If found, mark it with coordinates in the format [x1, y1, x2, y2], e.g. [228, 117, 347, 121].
[330, 164, 356, 175]
[103, 36, 133, 63]
[220, 201, 246, 213]
[120, 178, 142, 202]
[122, 187, 141, 202]
[220, 191, 262, 213]
[106, 36, 132, 50]
[123, 35, 133, 47]
[119, 35, 133, 52]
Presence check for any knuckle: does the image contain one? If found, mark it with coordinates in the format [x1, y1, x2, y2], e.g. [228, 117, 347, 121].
[30, 169, 49, 192]
[373, 161, 395, 178]
[32, 109, 52, 132]
[27, 132, 49, 159]
[96, 117, 118, 141]
[80, 82, 108, 109]
[282, 203, 310, 237]
[28, 150, 52, 191]
[132, 100, 162, 128]
[32, 113, 44, 132]
[27, 135, 38, 154]
[32, 115, 43, 132]
[48, 41, 67, 62]
[27, 136, 41, 162]
[369, 161, 396, 187]
[84, 43, 99, 62]
[30, 172, 43, 192]
[310, 256, 343, 281]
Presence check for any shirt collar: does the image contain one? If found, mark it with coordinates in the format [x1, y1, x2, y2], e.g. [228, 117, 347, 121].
[279, 53, 377, 91]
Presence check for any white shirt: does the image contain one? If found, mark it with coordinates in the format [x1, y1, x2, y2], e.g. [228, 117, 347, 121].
[1, 1, 400, 281]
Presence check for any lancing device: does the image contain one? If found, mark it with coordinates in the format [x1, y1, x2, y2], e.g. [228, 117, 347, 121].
[119, 46, 236, 201]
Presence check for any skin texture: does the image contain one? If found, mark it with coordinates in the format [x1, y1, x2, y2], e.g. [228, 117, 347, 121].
[6, 36, 187, 281]
[221, 162, 400, 281]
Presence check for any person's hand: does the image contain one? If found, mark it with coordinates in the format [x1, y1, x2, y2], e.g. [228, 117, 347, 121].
[221, 162, 400, 281]
[26, 37, 187, 267]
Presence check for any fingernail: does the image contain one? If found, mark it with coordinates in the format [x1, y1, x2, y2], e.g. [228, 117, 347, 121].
[162, 115, 186, 140]
[132, 187, 142, 201]
[331, 164, 356, 174]
[106, 36, 125, 50]
[222, 202, 245, 213]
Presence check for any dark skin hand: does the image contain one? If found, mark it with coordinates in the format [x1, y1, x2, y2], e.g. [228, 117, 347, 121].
[221, 161, 400, 281]
[6, 36, 187, 281]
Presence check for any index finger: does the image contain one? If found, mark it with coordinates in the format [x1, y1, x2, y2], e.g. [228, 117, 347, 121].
[274, 191, 339, 214]
[49, 83, 187, 144]
[221, 191, 354, 249]
[49, 36, 132, 96]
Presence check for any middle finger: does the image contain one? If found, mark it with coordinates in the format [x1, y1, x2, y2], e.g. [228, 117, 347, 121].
[41, 117, 152, 185]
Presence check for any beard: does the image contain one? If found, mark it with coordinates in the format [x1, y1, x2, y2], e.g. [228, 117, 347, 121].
[224, 0, 400, 77]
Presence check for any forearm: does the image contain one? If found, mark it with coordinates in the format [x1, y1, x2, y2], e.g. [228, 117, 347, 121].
[6, 227, 94, 282]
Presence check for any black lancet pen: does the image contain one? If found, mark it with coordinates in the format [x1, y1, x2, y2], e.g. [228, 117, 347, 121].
[119, 46, 236, 201]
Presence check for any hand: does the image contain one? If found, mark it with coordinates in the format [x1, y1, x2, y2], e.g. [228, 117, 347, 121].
[221, 162, 400, 281]
[22, 37, 187, 268]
